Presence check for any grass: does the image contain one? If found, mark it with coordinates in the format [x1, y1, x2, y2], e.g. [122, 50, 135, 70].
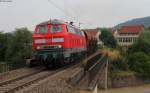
[0, 62, 10, 73]
[101, 47, 122, 62]
[110, 71, 136, 78]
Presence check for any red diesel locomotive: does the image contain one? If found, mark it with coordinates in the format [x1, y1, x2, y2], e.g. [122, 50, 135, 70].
[28, 19, 97, 68]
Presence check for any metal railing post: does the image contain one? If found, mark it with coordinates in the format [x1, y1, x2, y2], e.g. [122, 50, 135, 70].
[104, 59, 108, 90]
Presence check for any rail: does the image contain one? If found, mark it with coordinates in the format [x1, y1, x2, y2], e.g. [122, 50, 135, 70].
[83, 52, 107, 90]
[0, 61, 82, 93]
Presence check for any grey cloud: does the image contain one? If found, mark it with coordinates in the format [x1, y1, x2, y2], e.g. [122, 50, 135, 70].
[0, 0, 149, 32]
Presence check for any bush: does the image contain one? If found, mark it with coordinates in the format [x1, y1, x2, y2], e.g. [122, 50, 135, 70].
[111, 58, 129, 71]
[0, 32, 7, 61]
[127, 52, 150, 78]
[5, 28, 32, 63]
[128, 28, 150, 56]
[0, 28, 32, 73]
[110, 71, 136, 78]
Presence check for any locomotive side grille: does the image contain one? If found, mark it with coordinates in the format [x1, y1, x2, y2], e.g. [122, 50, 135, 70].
[37, 45, 62, 50]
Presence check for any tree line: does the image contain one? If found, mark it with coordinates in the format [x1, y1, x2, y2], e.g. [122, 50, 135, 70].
[100, 27, 150, 78]
[0, 28, 32, 71]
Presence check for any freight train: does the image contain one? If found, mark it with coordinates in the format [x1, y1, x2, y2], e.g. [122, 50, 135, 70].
[27, 19, 97, 68]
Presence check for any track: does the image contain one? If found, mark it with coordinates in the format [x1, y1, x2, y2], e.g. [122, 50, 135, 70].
[0, 71, 54, 93]
[0, 62, 81, 93]
[0, 67, 45, 87]
[0, 51, 100, 93]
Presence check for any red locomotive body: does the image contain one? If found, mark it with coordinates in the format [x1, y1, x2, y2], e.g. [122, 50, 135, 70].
[30, 19, 87, 67]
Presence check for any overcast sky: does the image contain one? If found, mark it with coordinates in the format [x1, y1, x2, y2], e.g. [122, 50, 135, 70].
[0, 0, 150, 32]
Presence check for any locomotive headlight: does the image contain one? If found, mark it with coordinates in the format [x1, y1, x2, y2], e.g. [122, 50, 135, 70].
[58, 45, 62, 48]
[36, 46, 41, 49]
[52, 38, 64, 43]
[35, 39, 46, 44]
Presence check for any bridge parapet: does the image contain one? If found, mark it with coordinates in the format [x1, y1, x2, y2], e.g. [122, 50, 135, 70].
[69, 51, 108, 92]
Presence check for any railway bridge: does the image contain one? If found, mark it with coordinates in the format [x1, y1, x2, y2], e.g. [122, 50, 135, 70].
[69, 50, 108, 93]
[0, 50, 108, 93]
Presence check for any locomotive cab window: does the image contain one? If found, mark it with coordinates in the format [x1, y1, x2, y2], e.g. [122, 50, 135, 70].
[51, 25, 62, 33]
[36, 25, 47, 34]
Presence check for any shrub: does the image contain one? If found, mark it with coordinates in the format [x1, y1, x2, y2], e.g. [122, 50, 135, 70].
[127, 52, 150, 78]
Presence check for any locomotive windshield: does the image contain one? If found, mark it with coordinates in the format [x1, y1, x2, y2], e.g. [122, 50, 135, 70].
[50, 25, 62, 33]
[36, 25, 47, 34]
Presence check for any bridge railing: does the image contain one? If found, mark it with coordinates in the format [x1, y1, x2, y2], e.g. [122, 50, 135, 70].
[84, 53, 107, 89]
[0, 61, 25, 73]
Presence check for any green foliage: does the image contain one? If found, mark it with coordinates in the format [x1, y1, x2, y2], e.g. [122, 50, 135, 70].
[110, 71, 136, 78]
[0, 28, 32, 73]
[0, 32, 7, 61]
[5, 28, 32, 63]
[128, 28, 150, 56]
[128, 52, 150, 78]
[111, 58, 129, 71]
[0, 28, 32, 72]
[107, 27, 150, 78]
[100, 28, 117, 48]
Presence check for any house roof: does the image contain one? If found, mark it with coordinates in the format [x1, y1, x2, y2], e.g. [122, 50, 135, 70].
[119, 25, 144, 34]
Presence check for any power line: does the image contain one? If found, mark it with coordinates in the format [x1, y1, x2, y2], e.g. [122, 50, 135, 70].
[62, 0, 79, 21]
[47, 0, 71, 18]
[47, 0, 85, 28]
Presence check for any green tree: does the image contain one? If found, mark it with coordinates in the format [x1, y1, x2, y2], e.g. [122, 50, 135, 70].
[0, 32, 7, 61]
[128, 28, 150, 56]
[100, 28, 117, 48]
[127, 52, 150, 78]
[5, 28, 32, 64]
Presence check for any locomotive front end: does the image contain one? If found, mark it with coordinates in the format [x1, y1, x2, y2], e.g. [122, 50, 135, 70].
[30, 20, 69, 67]
[27, 19, 87, 68]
